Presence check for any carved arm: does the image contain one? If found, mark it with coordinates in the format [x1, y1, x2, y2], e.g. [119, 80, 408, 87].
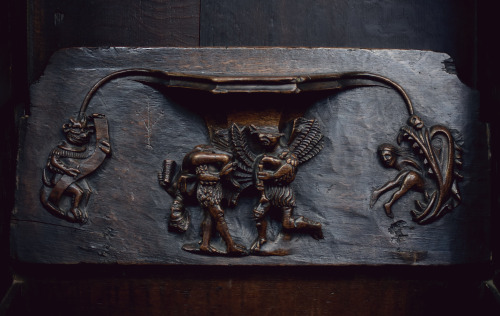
[258, 155, 297, 184]
[50, 152, 80, 177]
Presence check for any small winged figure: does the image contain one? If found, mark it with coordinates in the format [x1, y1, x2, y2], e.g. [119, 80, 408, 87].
[230, 117, 325, 253]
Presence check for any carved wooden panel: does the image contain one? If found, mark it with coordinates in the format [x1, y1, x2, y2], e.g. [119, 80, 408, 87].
[12, 48, 489, 265]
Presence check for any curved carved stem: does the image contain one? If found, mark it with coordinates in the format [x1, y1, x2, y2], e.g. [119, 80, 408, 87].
[78, 70, 415, 119]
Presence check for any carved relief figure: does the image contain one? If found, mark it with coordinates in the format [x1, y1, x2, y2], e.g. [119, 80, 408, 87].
[159, 117, 325, 256]
[370, 143, 425, 218]
[40, 114, 111, 224]
[230, 118, 325, 253]
[159, 145, 247, 255]
[372, 114, 463, 224]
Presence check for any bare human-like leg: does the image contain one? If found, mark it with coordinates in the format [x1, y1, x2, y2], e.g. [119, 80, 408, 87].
[282, 207, 323, 240]
[370, 171, 411, 209]
[206, 204, 246, 255]
[384, 171, 424, 218]
[250, 195, 271, 252]
[199, 211, 218, 253]
[169, 192, 189, 233]
[66, 183, 85, 222]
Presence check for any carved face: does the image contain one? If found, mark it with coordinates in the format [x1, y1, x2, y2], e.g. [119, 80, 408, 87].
[380, 149, 396, 167]
[63, 117, 91, 145]
[378, 143, 397, 168]
[257, 133, 281, 149]
[408, 115, 424, 130]
[249, 125, 283, 150]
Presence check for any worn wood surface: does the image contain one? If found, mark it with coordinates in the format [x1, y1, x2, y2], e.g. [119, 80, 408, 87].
[4, 1, 500, 315]
[3, 265, 492, 316]
[202, 0, 459, 49]
[11, 47, 489, 265]
[28, 0, 200, 82]
[200, 0, 476, 86]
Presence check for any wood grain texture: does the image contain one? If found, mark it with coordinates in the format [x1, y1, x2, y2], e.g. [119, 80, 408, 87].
[200, 0, 476, 86]
[28, 0, 200, 82]
[3, 265, 492, 316]
[12, 47, 489, 266]
[2, 1, 496, 315]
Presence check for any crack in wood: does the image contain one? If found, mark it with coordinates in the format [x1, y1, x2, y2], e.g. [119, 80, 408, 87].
[11, 218, 87, 231]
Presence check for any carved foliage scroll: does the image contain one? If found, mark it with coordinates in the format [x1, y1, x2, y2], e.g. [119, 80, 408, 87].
[370, 115, 463, 224]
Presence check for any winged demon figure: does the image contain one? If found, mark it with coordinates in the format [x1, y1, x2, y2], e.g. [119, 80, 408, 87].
[230, 117, 325, 253]
[159, 117, 325, 255]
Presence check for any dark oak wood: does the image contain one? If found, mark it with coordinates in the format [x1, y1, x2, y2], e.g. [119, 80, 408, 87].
[3, 1, 499, 315]
[2, 265, 492, 316]
[1, 0, 26, 301]
[200, 0, 477, 86]
[12, 47, 489, 266]
[28, 0, 200, 82]
[478, 2, 500, 275]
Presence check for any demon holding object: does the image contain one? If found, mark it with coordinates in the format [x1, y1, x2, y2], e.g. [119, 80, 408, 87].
[159, 117, 325, 256]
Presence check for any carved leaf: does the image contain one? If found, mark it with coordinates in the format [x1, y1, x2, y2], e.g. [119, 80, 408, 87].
[229, 124, 256, 191]
[288, 117, 324, 164]
[396, 121, 464, 224]
[230, 124, 256, 171]
[211, 129, 231, 152]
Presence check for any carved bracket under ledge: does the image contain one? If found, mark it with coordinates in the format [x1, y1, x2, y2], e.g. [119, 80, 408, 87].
[13, 47, 488, 265]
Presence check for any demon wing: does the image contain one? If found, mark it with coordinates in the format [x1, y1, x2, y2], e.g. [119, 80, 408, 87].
[288, 117, 324, 165]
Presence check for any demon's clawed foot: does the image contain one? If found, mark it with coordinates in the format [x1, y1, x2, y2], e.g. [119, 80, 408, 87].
[183, 242, 247, 256]
[68, 207, 88, 224]
[198, 243, 224, 254]
[182, 243, 225, 255]
[310, 228, 324, 240]
[250, 237, 267, 253]
[290, 216, 324, 240]
[227, 243, 248, 256]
